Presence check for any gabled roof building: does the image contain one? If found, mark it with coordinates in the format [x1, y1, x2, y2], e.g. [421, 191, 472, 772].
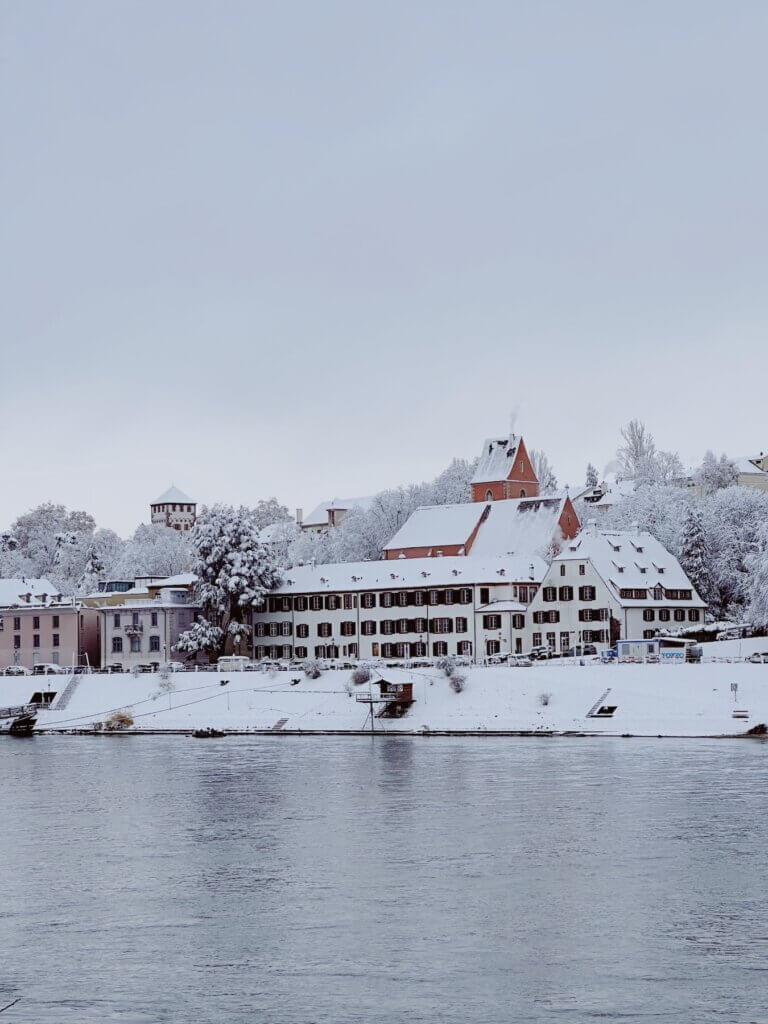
[150, 485, 196, 532]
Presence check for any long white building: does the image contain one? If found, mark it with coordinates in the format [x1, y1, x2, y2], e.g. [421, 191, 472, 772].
[251, 527, 706, 663]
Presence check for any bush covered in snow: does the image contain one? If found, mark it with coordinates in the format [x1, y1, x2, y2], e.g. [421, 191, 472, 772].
[538, 692, 552, 707]
[304, 659, 323, 679]
[436, 655, 457, 677]
[351, 665, 372, 685]
[449, 672, 466, 693]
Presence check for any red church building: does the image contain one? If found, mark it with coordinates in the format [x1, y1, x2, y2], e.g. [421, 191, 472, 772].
[471, 434, 539, 502]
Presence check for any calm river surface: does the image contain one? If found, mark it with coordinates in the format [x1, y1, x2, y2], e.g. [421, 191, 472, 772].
[1, 736, 767, 1023]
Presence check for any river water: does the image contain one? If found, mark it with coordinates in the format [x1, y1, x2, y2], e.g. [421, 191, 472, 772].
[1, 736, 767, 1023]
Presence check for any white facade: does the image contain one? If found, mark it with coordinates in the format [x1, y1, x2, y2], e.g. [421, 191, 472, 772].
[252, 556, 546, 663]
[98, 588, 200, 670]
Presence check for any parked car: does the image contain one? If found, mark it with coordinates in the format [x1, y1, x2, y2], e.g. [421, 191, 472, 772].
[529, 645, 554, 660]
[508, 654, 532, 667]
[163, 661, 188, 672]
[3, 665, 30, 676]
[32, 664, 64, 675]
[717, 625, 754, 641]
[747, 652, 768, 664]
[562, 643, 599, 658]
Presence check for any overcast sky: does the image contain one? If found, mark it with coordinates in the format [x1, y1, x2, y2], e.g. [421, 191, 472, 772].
[2, 1, 766, 536]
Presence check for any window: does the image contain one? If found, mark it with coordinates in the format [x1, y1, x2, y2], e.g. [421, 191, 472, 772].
[444, 590, 455, 605]
[371, 643, 379, 657]
[13, 616, 20, 631]
[546, 632, 556, 649]
[361, 593, 376, 609]
[560, 632, 570, 651]
[281, 622, 292, 636]
[282, 645, 292, 659]
[619, 589, 647, 600]
[295, 646, 308, 659]
[149, 635, 160, 652]
[431, 618, 453, 634]
[381, 620, 394, 635]
[665, 589, 693, 601]
[318, 623, 332, 638]
[579, 586, 596, 601]
[294, 596, 307, 612]
[325, 595, 339, 610]
[397, 619, 409, 634]
[432, 641, 448, 657]
[560, 565, 566, 577]
[579, 565, 585, 576]
[643, 609, 655, 622]
[340, 621, 356, 636]
[33, 616, 40, 629]
[542, 587, 557, 602]
[643, 629, 655, 639]
[532, 632, 542, 647]
[112, 636, 123, 653]
[413, 617, 427, 633]
[310, 596, 323, 611]
[512, 614, 525, 630]
[486, 639, 500, 655]
[33, 634, 40, 648]
[379, 592, 393, 608]
[412, 642, 427, 657]
[659, 609, 670, 622]
[114, 613, 121, 627]
[52, 633, 60, 647]
[314, 645, 326, 659]
[255, 622, 266, 637]
[130, 636, 141, 653]
[362, 620, 376, 636]
[281, 597, 291, 612]
[343, 594, 356, 609]
[457, 641, 472, 656]
[13, 635, 20, 649]
[518, 586, 529, 603]
[397, 591, 409, 607]
[455, 617, 468, 633]
[459, 588, 472, 604]
[297, 624, 309, 638]
[483, 614, 502, 630]
[653, 587, 663, 601]
[428, 590, 440, 606]
[132, 612, 140, 625]
[559, 586, 573, 601]
[480, 587, 490, 605]
[151, 612, 158, 627]
[413, 592, 425, 606]
[673, 609, 686, 622]
[688, 609, 701, 622]
[533, 611, 545, 624]
[268, 622, 280, 637]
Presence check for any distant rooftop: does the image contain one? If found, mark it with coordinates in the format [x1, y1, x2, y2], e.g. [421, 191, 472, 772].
[152, 485, 195, 505]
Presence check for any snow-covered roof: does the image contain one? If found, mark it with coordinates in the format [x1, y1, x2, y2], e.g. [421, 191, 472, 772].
[152, 485, 194, 505]
[273, 555, 548, 596]
[302, 495, 375, 528]
[147, 573, 197, 589]
[383, 495, 570, 557]
[557, 530, 706, 608]
[733, 456, 768, 476]
[0, 578, 65, 606]
[471, 434, 521, 484]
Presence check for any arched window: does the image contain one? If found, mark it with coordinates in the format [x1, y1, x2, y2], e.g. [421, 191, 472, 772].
[486, 490, 493, 501]
[520, 489, 527, 498]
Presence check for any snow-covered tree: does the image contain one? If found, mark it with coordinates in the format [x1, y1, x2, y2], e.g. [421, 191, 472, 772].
[175, 504, 280, 660]
[529, 449, 558, 493]
[585, 463, 599, 489]
[617, 420, 656, 479]
[746, 525, 768, 627]
[679, 507, 711, 606]
[251, 498, 292, 532]
[698, 451, 738, 495]
[115, 523, 190, 580]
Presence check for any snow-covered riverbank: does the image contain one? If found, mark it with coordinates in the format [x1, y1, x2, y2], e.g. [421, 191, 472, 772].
[2, 660, 768, 737]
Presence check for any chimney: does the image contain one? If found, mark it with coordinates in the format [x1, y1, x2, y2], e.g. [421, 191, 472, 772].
[529, 563, 535, 580]
[295, 507, 303, 527]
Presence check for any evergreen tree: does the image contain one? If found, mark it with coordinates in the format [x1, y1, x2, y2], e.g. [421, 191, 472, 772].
[585, 463, 598, 489]
[175, 504, 280, 660]
[679, 507, 711, 607]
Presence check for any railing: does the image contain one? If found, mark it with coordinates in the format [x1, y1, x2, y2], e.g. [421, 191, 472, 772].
[124, 624, 143, 634]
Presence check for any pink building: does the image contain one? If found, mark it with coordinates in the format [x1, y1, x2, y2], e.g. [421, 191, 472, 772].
[0, 578, 100, 671]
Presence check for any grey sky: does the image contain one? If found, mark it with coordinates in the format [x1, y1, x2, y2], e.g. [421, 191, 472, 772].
[2, 1, 766, 536]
